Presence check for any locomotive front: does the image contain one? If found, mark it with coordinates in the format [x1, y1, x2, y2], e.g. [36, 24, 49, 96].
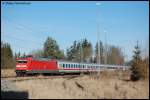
[15, 57, 31, 76]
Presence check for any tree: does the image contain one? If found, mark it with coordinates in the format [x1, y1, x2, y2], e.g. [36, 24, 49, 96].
[22, 52, 26, 58]
[17, 52, 21, 58]
[107, 45, 124, 65]
[130, 41, 149, 80]
[57, 50, 65, 59]
[14, 53, 18, 59]
[82, 39, 93, 63]
[30, 49, 44, 58]
[130, 41, 142, 81]
[66, 39, 93, 63]
[67, 40, 76, 61]
[67, 40, 81, 62]
[43, 36, 64, 59]
[1, 41, 15, 69]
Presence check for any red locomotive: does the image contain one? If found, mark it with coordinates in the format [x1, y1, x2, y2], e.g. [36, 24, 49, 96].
[15, 55, 129, 76]
[16, 55, 58, 76]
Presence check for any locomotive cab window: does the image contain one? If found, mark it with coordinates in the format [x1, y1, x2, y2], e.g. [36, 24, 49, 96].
[17, 60, 27, 64]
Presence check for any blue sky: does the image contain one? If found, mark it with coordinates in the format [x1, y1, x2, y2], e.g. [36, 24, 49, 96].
[1, 1, 149, 61]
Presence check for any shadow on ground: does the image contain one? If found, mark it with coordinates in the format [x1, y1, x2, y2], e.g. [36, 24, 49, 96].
[1, 91, 28, 99]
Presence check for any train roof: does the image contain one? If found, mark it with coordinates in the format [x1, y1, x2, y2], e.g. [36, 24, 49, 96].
[57, 60, 130, 68]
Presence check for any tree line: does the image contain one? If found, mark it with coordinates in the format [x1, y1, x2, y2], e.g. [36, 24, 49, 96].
[66, 39, 124, 65]
[1, 41, 15, 69]
[1, 36, 149, 80]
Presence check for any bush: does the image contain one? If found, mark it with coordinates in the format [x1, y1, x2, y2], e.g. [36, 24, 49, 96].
[130, 59, 149, 81]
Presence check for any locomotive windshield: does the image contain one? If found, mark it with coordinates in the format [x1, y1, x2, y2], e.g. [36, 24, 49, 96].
[17, 60, 27, 64]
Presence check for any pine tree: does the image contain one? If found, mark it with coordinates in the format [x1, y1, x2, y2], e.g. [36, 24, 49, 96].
[82, 39, 93, 63]
[18, 52, 21, 58]
[66, 39, 93, 63]
[130, 41, 141, 81]
[22, 52, 26, 58]
[43, 36, 64, 59]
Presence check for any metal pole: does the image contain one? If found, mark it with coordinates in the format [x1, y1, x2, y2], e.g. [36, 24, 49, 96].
[96, 2, 101, 76]
[104, 31, 107, 64]
[123, 47, 125, 65]
[80, 39, 83, 63]
[96, 3, 101, 65]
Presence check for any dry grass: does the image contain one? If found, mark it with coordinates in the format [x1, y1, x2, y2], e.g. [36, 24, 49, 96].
[89, 70, 131, 81]
[1, 69, 16, 77]
[1, 70, 149, 99]
[15, 77, 149, 99]
[12, 72, 149, 99]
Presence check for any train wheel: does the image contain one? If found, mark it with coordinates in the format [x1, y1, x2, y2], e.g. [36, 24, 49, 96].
[16, 72, 21, 77]
[16, 72, 19, 77]
[22, 72, 25, 77]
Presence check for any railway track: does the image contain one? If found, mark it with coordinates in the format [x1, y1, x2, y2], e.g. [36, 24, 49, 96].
[1, 74, 81, 82]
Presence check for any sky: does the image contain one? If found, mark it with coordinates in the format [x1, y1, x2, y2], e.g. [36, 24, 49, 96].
[1, 1, 149, 61]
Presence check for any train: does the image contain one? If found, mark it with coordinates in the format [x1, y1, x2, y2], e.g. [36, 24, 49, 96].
[15, 55, 129, 76]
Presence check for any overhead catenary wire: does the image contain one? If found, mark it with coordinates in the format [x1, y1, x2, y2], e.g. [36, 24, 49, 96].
[2, 39, 38, 56]
[2, 17, 47, 47]
[2, 34, 43, 46]
[2, 35, 43, 55]
[3, 17, 47, 40]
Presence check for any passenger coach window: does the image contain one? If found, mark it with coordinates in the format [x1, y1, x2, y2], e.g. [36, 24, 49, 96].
[63, 64, 65, 68]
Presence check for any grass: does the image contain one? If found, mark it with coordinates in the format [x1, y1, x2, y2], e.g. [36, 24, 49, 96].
[1, 69, 149, 99]
[1, 69, 16, 78]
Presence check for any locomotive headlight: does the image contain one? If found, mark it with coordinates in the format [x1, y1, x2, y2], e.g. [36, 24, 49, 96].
[22, 65, 27, 67]
[16, 65, 20, 67]
[16, 65, 27, 67]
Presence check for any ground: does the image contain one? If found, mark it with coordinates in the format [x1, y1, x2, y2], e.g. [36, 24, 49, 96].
[1, 69, 149, 99]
